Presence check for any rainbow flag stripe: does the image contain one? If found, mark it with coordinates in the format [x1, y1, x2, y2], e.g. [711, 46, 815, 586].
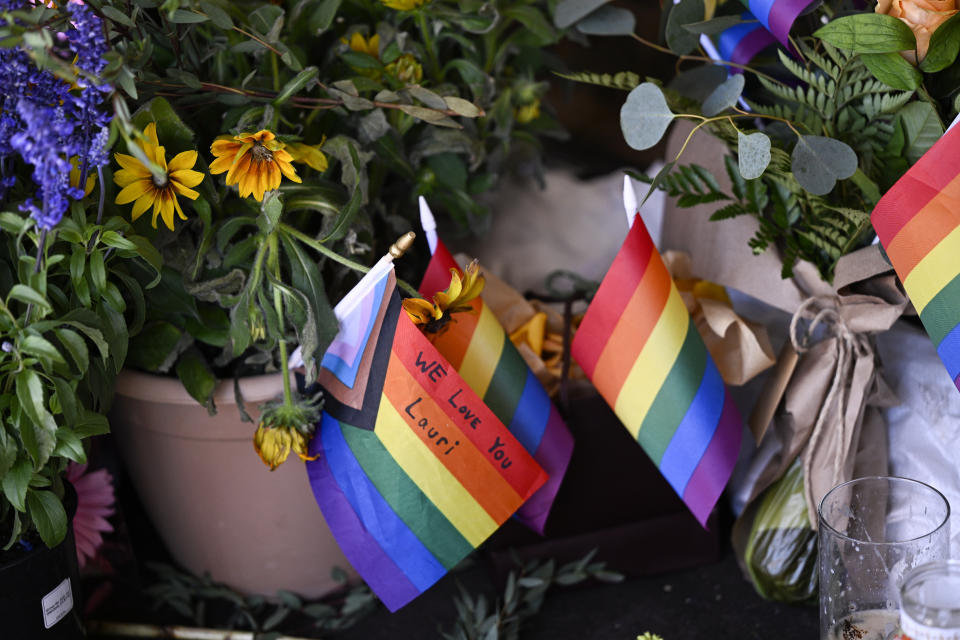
[715, 12, 777, 69]
[571, 213, 742, 526]
[420, 243, 574, 533]
[872, 124, 960, 390]
[309, 266, 547, 611]
[741, 0, 815, 48]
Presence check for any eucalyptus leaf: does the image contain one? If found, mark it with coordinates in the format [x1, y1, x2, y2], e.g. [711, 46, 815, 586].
[738, 131, 771, 180]
[553, 0, 610, 28]
[791, 135, 858, 196]
[682, 14, 746, 35]
[702, 74, 744, 117]
[665, 0, 705, 56]
[620, 83, 675, 151]
[575, 5, 635, 36]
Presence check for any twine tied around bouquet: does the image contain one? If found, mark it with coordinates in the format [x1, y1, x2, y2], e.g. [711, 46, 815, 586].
[788, 294, 886, 527]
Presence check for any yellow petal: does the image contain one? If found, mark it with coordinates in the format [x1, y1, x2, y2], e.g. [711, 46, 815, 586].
[115, 179, 151, 205]
[168, 150, 198, 173]
[208, 154, 236, 175]
[172, 194, 188, 221]
[211, 137, 241, 156]
[115, 153, 152, 177]
[144, 122, 159, 146]
[113, 168, 143, 188]
[225, 148, 252, 185]
[159, 191, 176, 231]
[170, 168, 205, 188]
[171, 180, 200, 200]
[276, 159, 301, 183]
[131, 193, 154, 221]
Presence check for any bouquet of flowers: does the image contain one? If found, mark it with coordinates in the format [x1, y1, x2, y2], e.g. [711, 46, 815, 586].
[555, 0, 960, 601]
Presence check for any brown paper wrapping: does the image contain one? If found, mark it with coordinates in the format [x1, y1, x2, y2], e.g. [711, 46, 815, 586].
[660, 120, 909, 528]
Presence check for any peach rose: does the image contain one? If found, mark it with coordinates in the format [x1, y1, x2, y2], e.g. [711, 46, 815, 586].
[876, 0, 958, 63]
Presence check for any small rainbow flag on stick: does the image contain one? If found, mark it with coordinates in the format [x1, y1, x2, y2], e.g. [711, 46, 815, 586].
[418, 199, 574, 533]
[570, 179, 743, 527]
[738, 0, 815, 48]
[872, 122, 960, 391]
[307, 249, 547, 611]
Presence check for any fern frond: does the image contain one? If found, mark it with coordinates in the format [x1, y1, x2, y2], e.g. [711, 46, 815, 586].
[554, 71, 641, 91]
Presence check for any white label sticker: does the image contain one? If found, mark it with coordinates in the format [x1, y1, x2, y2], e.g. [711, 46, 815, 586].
[41, 578, 73, 629]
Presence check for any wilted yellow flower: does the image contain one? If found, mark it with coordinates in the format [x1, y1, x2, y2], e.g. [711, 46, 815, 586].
[381, 0, 427, 10]
[286, 140, 329, 173]
[209, 130, 301, 202]
[515, 99, 541, 124]
[386, 53, 423, 84]
[253, 423, 318, 471]
[403, 260, 485, 333]
[876, 0, 958, 62]
[113, 122, 204, 231]
[344, 32, 380, 58]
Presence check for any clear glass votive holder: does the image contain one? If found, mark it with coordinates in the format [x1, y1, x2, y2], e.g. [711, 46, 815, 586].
[819, 476, 951, 640]
[900, 560, 960, 640]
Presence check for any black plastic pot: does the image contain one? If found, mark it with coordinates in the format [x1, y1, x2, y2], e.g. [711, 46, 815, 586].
[0, 483, 84, 638]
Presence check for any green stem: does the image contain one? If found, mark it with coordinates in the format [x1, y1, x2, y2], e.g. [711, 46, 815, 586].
[416, 9, 441, 82]
[267, 232, 294, 408]
[277, 224, 420, 297]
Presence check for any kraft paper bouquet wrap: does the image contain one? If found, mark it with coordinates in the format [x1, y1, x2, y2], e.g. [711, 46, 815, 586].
[660, 125, 910, 602]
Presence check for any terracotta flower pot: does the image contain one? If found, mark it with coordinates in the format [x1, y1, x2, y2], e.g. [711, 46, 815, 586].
[110, 369, 353, 598]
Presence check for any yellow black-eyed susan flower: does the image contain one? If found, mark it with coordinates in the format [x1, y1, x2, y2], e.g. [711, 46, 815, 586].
[381, 0, 427, 9]
[113, 123, 204, 231]
[402, 259, 484, 334]
[253, 395, 321, 470]
[344, 32, 380, 58]
[209, 130, 301, 202]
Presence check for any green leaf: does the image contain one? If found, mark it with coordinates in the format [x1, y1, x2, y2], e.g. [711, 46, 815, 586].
[813, 14, 917, 53]
[98, 302, 128, 374]
[132, 96, 196, 153]
[26, 489, 67, 547]
[198, 0, 233, 28]
[443, 96, 483, 118]
[860, 52, 922, 90]
[273, 66, 319, 106]
[53, 428, 86, 464]
[185, 305, 230, 348]
[279, 234, 337, 382]
[2, 457, 31, 512]
[900, 101, 945, 164]
[320, 186, 363, 243]
[738, 132, 771, 180]
[665, 0, 704, 56]
[101, 5, 136, 27]
[55, 328, 89, 373]
[920, 12, 960, 72]
[701, 74, 744, 117]
[791, 135, 858, 196]
[175, 349, 217, 409]
[89, 248, 106, 294]
[169, 9, 209, 23]
[575, 5, 634, 36]
[98, 230, 139, 252]
[502, 6, 557, 43]
[20, 335, 66, 367]
[620, 83, 675, 151]
[16, 370, 47, 434]
[7, 284, 50, 312]
[553, 0, 610, 28]
[52, 377, 79, 427]
[127, 321, 183, 372]
[308, 0, 342, 33]
[340, 51, 382, 70]
[74, 410, 110, 439]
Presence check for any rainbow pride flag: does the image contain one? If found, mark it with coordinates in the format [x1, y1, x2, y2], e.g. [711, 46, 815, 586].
[308, 260, 547, 611]
[872, 123, 960, 391]
[570, 212, 742, 527]
[419, 240, 574, 533]
[740, 0, 815, 48]
[715, 12, 777, 70]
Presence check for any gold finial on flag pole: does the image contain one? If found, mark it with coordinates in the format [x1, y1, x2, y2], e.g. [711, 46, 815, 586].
[389, 232, 416, 259]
